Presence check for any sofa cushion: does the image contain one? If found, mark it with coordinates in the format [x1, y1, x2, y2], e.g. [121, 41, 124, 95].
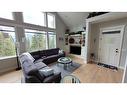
[39, 50, 46, 57]
[22, 60, 38, 76]
[34, 61, 47, 69]
[34, 58, 44, 63]
[43, 48, 59, 56]
[30, 51, 41, 60]
[42, 55, 59, 64]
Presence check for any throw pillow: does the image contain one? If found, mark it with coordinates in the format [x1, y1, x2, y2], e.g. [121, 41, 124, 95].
[59, 49, 64, 54]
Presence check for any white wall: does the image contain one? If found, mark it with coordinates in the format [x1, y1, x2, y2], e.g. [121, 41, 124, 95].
[0, 57, 17, 75]
[89, 17, 127, 68]
[55, 13, 67, 50]
[90, 24, 100, 61]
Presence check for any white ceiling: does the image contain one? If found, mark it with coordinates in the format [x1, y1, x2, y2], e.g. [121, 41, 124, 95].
[57, 12, 89, 29]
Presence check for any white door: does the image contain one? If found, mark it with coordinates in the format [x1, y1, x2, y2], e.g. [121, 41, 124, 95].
[99, 26, 124, 67]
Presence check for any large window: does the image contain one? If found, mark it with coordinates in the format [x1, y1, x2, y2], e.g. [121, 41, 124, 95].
[0, 26, 16, 58]
[47, 13, 56, 28]
[23, 12, 46, 26]
[48, 32, 56, 49]
[25, 29, 47, 52]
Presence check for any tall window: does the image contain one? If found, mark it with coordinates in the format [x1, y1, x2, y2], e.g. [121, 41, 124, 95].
[47, 13, 55, 28]
[0, 26, 16, 58]
[0, 12, 13, 20]
[25, 29, 47, 52]
[48, 32, 56, 49]
[23, 12, 46, 26]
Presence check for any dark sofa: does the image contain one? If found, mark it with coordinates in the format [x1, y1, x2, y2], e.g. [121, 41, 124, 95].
[30, 48, 65, 65]
[19, 48, 65, 83]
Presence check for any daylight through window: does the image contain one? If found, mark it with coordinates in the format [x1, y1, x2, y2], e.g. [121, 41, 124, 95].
[25, 29, 47, 52]
[0, 26, 16, 58]
[48, 32, 56, 49]
[47, 13, 56, 28]
[23, 12, 46, 26]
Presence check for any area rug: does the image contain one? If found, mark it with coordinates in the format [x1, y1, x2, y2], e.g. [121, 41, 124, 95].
[50, 62, 81, 78]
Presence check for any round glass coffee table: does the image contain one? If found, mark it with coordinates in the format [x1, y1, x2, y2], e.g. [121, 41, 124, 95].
[61, 75, 80, 83]
[57, 57, 72, 70]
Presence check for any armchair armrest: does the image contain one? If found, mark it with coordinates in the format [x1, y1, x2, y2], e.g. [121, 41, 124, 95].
[25, 75, 42, 83]
[43, 72, 61, 83]
[25, 65, 38, 76]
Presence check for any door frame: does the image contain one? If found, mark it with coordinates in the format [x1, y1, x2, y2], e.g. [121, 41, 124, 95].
[98, 25, 125, 67]
[122, 55, 127, 83]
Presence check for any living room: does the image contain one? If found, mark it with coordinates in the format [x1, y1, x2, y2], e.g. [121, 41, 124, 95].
[0, 12, 127, 83]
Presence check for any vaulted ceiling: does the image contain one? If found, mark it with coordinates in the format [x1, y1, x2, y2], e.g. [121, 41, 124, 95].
[57, 12, 89, 29]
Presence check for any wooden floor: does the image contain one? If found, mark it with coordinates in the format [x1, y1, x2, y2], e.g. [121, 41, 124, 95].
[0, 55, 124, 83]
[69, 54, 123, 83]
[72, 64, 123, 83]
[0, 70, 22, 83]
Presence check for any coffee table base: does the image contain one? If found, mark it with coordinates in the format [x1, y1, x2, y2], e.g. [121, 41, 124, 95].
[57, 57, 72, 70]
[58, 62, 72, 70]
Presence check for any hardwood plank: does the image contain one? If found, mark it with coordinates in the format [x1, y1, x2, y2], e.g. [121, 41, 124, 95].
[0, 55, 123, 83]
[0, 70, 22, 83]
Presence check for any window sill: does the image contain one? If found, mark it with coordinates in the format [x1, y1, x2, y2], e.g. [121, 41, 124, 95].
[0, 56, 16, 60]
